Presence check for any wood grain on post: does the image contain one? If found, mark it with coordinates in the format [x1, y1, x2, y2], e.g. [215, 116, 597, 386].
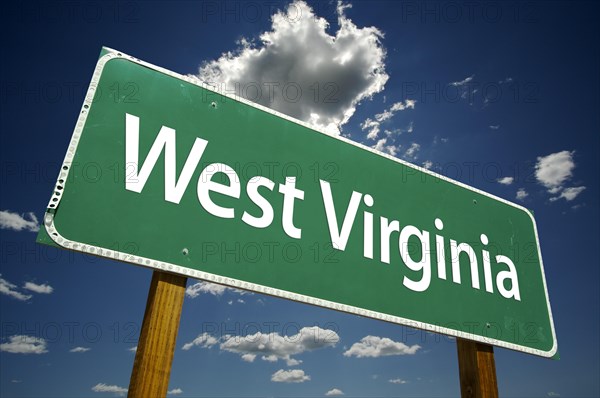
[456, 338, 499, 398]
[128, 271, 187, 398]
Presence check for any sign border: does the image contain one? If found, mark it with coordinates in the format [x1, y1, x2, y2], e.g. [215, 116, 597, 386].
[42, 47, 557, 358]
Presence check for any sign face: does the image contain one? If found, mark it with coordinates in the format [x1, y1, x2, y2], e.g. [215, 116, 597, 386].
[38, 48, 557, 357]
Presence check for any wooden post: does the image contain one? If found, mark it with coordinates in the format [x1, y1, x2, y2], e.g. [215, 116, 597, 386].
[456, 338, 499, 398]
[128, 271, 187, 398]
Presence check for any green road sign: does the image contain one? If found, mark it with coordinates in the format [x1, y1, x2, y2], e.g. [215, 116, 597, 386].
[38, 47, 557, 357]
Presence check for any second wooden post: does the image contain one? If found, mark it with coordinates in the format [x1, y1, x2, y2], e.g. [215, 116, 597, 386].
[456, 338, 499, 398]
[128, 270, 187, 398]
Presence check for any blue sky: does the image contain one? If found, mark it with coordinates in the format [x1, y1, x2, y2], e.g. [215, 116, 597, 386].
[1, 1, 598, 397]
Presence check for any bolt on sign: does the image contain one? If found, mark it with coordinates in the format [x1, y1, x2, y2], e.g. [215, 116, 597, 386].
[38, 48, 557, 358]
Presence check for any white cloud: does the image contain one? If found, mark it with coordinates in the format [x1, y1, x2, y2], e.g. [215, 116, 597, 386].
[0, 335, 48, 354]
[0, 210, 39, 232]
[220, 326, 338, 364]
[535, 150, 575, 193]
[489, 125, 500, 130]
[168, 388, 183, 395]
[404, 142, 420, 159]
[241, 353, 256, 362]
[361, 118, 380, 140]
[343, 336, 420, 358]
[185, 282, 227, 298]
[371, 138, 398, 156]
[325, 388, 345, 396]
[183, 326, 338, 365]
[389, 378, 408, 384]
[375, 100, 415, 122]
[450, 75, 484, 105]
[181, 332, 219, 351]
[91, 383, 127, 396]
[497, 176, 514, 185]
[550, 186, 586, 202]
[0, 275, 32, 301]
[374, 110, 393, 123]
[271, 369, 310, 383]
[422, 160, 433, 170]
[23, 282, 54, 294]
[198, 0, 388, 135]
[70, 347, 91, 353]
[185, 281, 250, 298]
[286, 357, 302, 366]
[450, 74, 474, 86]
[363, 100, 416, 140]
[547, 392, 560, 397]
[128, 346, 137, 353]
[516, 188, 529, 201]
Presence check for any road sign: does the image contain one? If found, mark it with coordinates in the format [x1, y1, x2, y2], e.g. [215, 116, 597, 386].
[38, 47, 557, 357]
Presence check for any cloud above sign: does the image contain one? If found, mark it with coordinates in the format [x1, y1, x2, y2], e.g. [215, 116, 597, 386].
[197, 0, 388, 134]
[535, 150, 585, 202]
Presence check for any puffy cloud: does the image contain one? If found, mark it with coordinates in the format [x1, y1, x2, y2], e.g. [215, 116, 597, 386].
[497, 176, 514, 185]
[271, 369, 310, 383]
[0, 335, 48, 354]
[325, 388, 345, 396]
[181, 333, 219, 351]
[389, 378, 408, 384]
[69, 347, 91, 353]
[422, 160, 433, 170]
[91, 383, 127, 396]
[372, 138, 398, 156]
[361, 118, 380, 140]
[23, 282, 53, 294]
[535, 150, 586, 202]
[168, 388, 183, 395]
[220, 326, 338, 364]
[0, 275, 32, 301]
[286, 357, 302, 366]
[489, 125, 500, 130]
[516, 188, 529, 201]
[241, 353, 256, 362]
[549, 186, 586, 202]
[0, 210, 39, 232]
[404, 143, 420, 159]
[182, 326, 338, 366]
[343, 336, 420, 358]
[198, 0, 388, 135]
[535, 150, 575, 193]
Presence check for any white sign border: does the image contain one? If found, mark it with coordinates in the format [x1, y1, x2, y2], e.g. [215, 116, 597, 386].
[43, 47, 558, 358]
